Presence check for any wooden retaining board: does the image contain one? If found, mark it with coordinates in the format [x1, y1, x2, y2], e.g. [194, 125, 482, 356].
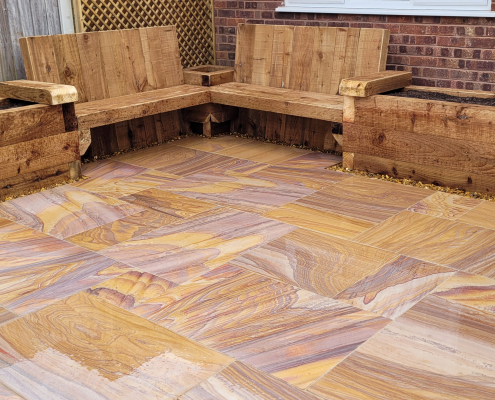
[344, 90, 495, 194]
[0, 103, 66, 147]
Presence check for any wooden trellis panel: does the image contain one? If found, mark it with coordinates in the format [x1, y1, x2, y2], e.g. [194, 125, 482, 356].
[76, 0, 215, 67]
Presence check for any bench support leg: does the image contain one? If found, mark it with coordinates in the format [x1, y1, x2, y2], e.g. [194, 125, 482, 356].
[203, 119, 212, 138]
[343, 152, 354, 169]
[69, 160, 82, 180]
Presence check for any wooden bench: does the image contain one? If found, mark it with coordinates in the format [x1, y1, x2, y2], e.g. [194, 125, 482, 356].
[220, 24, 411, 150]
[13, 26, 211, 158]
[0, 24, 410, 163]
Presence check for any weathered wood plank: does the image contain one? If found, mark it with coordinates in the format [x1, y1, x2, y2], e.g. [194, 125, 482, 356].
[269, 25, 294, 89]
[0, 163, 71, 201]
[309, 27, 337, 94]
[0, 104, 66, 146]
[210, 83, 344, 122]
[288, 27, 315, 91]
[235, 23, 256, 84]
[355, 28, 390, 76]
[30, 0, 50, 36]
[353, 153, 495, 194]
[76, 31, 108, 101]
[183, 67, 235, 87]
[0, 131, 79, 179]
[354, 95, 495, 144]
[140, 26, 183, 90]
[251, 25, 274, 86]
[7, 0, 27, 79]
[344, 123, 495, 176]
[339, 71, 412, 97]
[0, 80, 78, 105]
[0, 0, 15, 81]
[52, 33, 87, 103]
[44, 0, 62, 35]
[75, 85, 211, 130]
[25, 35, 61, 83]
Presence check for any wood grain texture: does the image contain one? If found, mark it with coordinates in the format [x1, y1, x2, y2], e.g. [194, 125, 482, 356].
[234, 24, 389, 95]
[431, 272, 495, 315]
[0, 104, 66, 147]
[309, 296, 495, 400]
[357, 211, 495, 278]
[89, 263, 389, 389]
[352, 153, 495, 195]
[120, 189, 217, 218]
[180, 361, 320, 400]
[100, 208, 296, 282]
[21, 26, 186, 156]
[75, 85, 210, 130]
[335, 255, 454, 319]
[339, 71, 412, 97]
[353, 94, 495, 144]
[210, 83, 344, 122]
[231, 228, 398, 297]
[408, 191, 482, 220]
[0, 131, 79, 180]
[264, 203, 375, 239]
[0, 291, 232, 399]
[345, 123, 495, 177]
[0, 163, 71, 201]
[0, 80, 78, 105]
[0, 185, 143, 239]
[295, 176, 430, 224]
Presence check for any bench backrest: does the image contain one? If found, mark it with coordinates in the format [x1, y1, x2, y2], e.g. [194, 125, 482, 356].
[235, 24, 390, 95]
[19, 26, 183, 103]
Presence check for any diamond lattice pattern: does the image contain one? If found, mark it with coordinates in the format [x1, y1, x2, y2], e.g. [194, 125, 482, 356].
[80, 0, 215, 67]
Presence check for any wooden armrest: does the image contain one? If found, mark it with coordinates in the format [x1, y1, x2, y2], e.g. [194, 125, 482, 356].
[183, 65, 235, 87]
[339, 71, 412, 97]
[0, 80, 78, 105]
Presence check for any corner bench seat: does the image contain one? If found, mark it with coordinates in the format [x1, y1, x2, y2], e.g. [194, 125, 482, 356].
[210, 83, 344, 123]
[75, 85, 211, 130]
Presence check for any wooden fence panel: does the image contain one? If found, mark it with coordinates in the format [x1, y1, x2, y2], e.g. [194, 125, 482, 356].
[0, 0, 63, 81]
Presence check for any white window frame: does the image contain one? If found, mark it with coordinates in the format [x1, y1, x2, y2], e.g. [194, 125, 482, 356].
[276, 0, 495, 17]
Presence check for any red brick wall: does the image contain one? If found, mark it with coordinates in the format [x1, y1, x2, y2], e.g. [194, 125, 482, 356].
[214, 1, 495, 91]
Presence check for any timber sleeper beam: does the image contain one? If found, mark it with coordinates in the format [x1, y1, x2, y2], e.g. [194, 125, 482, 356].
[0, 80, 78, 105]
[339, 71, 412, 97]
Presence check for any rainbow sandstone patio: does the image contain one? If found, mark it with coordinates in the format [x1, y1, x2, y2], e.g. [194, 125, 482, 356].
[0, 135, 494, 399]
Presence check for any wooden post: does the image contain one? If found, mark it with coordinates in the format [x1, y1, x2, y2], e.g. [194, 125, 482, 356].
[71, 0, 83, 33]
[69, 160, 82, 180]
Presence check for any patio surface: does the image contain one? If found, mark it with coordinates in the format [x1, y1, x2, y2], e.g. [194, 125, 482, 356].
[0, 135, 494, 399]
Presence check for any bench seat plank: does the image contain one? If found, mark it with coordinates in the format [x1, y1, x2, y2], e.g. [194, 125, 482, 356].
[75, 85, 211, 130]
[210, 83, 344, 123]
